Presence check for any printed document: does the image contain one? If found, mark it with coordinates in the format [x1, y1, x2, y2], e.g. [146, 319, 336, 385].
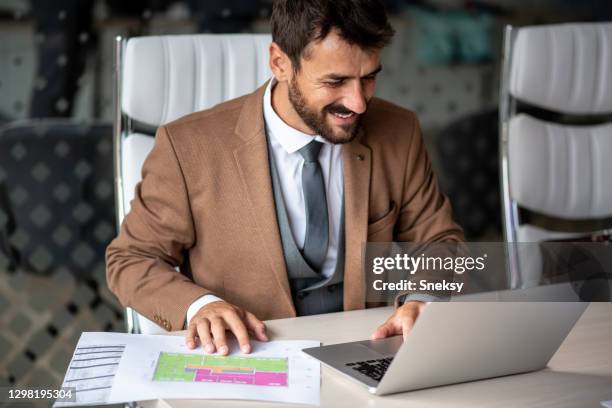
[54, 332, 320, 406]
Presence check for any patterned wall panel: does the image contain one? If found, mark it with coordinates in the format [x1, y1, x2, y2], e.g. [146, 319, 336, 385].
[0, 120, 124, 391]
[0, 22, 36, 122]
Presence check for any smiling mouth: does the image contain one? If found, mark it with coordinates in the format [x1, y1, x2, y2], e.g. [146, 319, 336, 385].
[330, 111, 356, 119]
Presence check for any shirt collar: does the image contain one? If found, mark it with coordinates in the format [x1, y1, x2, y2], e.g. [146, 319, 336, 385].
[263, 77, 329, 154]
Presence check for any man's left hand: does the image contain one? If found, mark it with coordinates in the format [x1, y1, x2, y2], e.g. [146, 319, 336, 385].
[371, 301, 427, 341]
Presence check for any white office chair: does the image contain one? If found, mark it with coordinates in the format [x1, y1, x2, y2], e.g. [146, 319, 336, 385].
[499, 22, 612, 288]
[113, 34, 272, 334]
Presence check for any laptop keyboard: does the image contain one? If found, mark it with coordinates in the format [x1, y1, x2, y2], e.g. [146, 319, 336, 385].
[345, 357, 393, 382]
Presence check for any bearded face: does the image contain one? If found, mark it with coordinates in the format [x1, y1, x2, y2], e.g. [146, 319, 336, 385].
[287, 75, 366, 144]
[273, 29, 381, 144]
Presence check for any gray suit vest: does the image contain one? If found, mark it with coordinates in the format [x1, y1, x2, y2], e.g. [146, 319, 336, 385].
[266, 135, 345, 316]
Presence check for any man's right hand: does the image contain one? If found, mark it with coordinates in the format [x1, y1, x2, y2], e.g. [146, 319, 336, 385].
[185, 300, 268, 355]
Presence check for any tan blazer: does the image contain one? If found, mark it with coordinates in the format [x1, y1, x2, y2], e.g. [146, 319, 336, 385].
[106, 82, 463, 331]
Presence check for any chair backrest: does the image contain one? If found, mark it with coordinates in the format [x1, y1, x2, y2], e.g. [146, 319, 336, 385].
[499, 23, 612, 288]
[114, 34, 272, 334]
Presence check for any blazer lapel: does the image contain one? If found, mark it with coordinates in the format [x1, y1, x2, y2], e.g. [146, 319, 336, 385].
[342, 130, 372, 310]
[233, 83, 296, 317]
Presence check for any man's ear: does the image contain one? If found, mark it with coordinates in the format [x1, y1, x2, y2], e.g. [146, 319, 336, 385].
[269, 42, 293, 82]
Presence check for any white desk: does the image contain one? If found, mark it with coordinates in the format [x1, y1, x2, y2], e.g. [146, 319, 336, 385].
[142, 303, 612, 407]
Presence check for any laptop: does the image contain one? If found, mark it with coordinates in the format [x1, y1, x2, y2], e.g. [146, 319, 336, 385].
[302, 302, 588, 395]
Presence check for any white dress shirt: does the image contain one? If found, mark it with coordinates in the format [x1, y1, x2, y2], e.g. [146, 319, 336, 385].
[186, 78, 344, 325]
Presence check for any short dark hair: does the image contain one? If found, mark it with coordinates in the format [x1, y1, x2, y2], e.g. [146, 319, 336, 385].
[271, 0, 395, 70]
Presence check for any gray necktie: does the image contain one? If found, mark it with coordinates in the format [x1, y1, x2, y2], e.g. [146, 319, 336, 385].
[298, 140, 329, 272]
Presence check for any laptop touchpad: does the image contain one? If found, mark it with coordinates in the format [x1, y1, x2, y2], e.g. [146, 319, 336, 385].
[358, 335, 403, 356]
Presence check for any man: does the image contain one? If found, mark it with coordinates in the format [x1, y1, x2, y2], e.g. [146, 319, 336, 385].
[106, 0, 463, 356]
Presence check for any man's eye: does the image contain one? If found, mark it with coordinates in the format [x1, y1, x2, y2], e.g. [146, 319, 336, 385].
[325, 80, 344, 87]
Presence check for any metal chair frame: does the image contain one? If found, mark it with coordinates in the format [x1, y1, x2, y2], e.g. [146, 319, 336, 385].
[499, 25, 521, 289]
[113, 35, 143, 334]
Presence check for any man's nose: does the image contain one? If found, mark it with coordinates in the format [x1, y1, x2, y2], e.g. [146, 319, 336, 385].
[342, 81, 367, 115]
